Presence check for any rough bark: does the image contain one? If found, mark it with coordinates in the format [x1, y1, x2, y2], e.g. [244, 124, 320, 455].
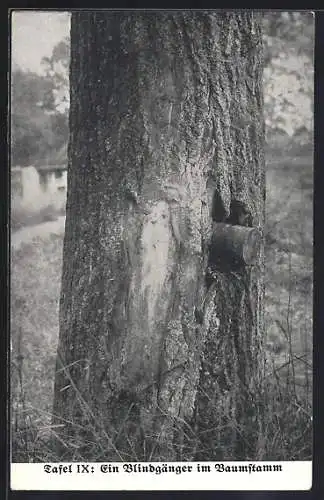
[53, 11, 265, 461]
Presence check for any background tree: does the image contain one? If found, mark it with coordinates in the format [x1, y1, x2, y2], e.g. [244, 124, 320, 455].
[262, 11, 313, 146]
[41, 36, 70, 114]
[11, 69, 53, 165]
[52, 11, 265, 462]
[11, 37, 70, 167]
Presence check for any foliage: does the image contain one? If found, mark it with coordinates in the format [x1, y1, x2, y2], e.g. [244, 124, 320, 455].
[12, 70, 54, 165]
[11, 13, 314, 168]
[11, 65, 68, 166]
[263, 12, 314, 143]
[41, 37, 70, 114]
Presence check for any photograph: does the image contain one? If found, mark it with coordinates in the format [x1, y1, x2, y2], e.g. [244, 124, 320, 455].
[10, 10, 313, 471]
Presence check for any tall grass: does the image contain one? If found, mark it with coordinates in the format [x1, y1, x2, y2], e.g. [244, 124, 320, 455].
[11, 320, 312, 462]
[11, 243, 312, 461]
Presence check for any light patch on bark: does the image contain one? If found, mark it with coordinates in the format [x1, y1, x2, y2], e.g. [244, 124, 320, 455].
[140, 200, 173, 324]
[168, 103, 173, 129]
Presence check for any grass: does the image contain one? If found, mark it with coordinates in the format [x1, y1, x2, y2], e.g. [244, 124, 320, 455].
[11, 232, 63, 462]
[10, 144, 313, 462]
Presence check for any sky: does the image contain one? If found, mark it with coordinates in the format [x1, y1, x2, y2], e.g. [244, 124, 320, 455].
[11, 11, 70, 74]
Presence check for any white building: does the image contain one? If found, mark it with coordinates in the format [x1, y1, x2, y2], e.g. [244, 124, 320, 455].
[11, 164, 67, 212]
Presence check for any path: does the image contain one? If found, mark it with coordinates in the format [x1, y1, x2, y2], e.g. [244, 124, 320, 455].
[11, 216, 66, 250]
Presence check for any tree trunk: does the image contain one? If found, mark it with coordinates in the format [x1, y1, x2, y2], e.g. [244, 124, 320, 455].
[53, 11, 265, 462]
